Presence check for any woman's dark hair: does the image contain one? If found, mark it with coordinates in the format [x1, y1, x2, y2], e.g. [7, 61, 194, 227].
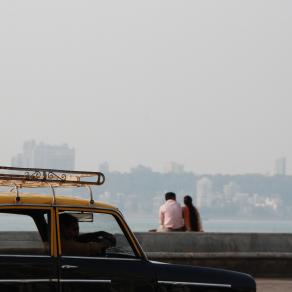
[184, 195, 200, 231]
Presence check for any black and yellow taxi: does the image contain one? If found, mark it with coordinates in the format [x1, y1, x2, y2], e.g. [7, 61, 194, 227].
[0, 166, 256, 292]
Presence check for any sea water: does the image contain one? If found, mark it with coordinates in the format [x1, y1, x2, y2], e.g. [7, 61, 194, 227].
[125, 214, 292, 233]
[0, 212, 291, 233]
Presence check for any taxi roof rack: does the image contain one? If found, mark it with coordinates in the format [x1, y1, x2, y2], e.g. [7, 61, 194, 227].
[0, 166, 105, 188]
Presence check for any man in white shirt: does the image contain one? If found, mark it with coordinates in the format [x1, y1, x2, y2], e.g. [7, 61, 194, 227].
[159, 192, 184, 231]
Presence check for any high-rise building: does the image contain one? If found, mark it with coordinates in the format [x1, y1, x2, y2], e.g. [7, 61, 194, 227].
[274, 157, 286, 176]
[196, 177, 213, 208]
[11, 140, 75, 170]
[99, 161, 110, 173]
[164, 161, 184, 173]
[223, 181, 239, 202]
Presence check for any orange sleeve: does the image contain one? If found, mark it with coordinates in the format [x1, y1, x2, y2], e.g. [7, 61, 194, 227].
[182, 206, 191, 230]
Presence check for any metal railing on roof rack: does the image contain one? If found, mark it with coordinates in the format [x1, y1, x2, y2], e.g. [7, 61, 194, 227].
[0, 166, 105, 188]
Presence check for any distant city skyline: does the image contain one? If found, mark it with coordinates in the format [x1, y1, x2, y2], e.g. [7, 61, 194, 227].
[7, 140, 289, 176]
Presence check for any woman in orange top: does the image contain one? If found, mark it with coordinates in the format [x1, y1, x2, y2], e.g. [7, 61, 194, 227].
[182, 195, 203, 232]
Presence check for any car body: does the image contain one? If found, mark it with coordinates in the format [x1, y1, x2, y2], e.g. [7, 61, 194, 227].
[0, 166, 256, 292]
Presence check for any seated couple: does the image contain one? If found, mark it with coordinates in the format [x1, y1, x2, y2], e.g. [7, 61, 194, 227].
[158, 192, 203, 232]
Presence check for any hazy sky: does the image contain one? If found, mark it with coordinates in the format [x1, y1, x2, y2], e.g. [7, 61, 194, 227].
[0, 1, 291, 174]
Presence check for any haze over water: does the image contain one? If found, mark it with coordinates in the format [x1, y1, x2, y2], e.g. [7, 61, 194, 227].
[126, 215, 292, 233]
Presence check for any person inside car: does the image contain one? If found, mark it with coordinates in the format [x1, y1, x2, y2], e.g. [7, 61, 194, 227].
[59, 213, 116, 256]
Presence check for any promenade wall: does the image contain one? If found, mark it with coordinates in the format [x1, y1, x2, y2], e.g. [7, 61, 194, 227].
[134, 232, 292, 278]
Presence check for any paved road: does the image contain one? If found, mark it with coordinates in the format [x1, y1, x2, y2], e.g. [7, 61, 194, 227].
[256, 279, 292, 292]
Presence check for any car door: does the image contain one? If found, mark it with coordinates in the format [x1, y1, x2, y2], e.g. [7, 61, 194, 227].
[57, 208, 156, 292]
[0, 206, 58, 292]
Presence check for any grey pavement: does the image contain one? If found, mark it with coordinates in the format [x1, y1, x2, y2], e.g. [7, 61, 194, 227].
[256, 279, 292, 292]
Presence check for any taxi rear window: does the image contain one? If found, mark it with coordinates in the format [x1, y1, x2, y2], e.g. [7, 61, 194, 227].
[0, 209, 50, 256]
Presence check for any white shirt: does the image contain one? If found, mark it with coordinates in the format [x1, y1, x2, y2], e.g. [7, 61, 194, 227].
[159, 199, 184, 229]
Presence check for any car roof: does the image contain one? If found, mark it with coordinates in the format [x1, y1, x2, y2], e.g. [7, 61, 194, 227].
[0, 192, 117, 210]
[0, 166, 117, 210]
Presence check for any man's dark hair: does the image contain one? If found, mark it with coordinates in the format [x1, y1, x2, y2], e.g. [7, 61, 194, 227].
[165, 192, 176, 201]
[59, 213, 78, 227]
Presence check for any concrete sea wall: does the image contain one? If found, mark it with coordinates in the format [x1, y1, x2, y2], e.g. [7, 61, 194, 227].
[134, 232, 292, 278]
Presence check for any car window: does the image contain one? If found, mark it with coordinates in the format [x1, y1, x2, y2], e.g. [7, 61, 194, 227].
[59, 210, 136, 258]
[0, 209, 50, 255]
